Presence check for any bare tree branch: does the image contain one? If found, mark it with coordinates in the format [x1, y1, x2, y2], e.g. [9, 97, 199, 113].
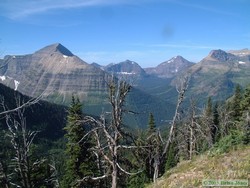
[78, 174, 109, 183]
[0, 93, 44, 116]
[116, 162, 143, 176]
[162, 75, 189, 157]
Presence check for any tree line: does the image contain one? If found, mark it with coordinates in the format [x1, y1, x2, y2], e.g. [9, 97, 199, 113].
[0, 78, 250, 187]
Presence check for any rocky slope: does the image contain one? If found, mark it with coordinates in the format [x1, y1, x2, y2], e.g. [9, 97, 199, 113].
[0, 43, 111, 105]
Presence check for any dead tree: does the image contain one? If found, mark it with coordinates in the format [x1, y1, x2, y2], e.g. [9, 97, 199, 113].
[79, 80, 142, 188]
[145, 76, 190, 182]
[162, 76, 189, 157]
[4, 97, 37, 188]
[150, 76, 189, 180]
[177, 98, 204, 160]
[188, 99, 196, 160]
[1, 95, 58, 187]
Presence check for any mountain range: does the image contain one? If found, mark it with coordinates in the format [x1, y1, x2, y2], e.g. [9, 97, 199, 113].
[1, 43, 250, 128]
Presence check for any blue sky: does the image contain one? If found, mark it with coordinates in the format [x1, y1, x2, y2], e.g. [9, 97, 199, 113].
[0, 0, 249, 67]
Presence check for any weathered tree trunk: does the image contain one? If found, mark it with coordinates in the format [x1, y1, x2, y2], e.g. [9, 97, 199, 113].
[189, 99, 196, 160]
[162, 76, 189, 159]
[153, 155, 159, 183]
[111, 161, 118, 188]
[189, 119, 194, 160]
[81, 80, 141, 187]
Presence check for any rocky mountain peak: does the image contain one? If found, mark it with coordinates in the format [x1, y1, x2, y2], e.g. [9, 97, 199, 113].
[163, 55, 188, 65]
[207, 49, 235, 62]
[34, 43, 74, 56]
[104, 60, 146, 76]
[144, 56, 193, 78]
[0, 43, 111, 106]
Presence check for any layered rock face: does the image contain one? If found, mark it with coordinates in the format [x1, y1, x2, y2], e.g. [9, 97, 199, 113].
[0, 43, 111, 104]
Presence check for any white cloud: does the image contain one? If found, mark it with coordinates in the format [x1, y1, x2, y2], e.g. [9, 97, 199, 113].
[132, 42, 227, 50]
[0, 0, 163, 19]
[172, 1, 238, 17]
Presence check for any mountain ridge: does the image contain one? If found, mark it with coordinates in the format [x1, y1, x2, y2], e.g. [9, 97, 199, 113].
[1, 43, 250, 127]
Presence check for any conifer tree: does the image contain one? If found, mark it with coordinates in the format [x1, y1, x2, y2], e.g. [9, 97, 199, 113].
[148, 112, 156, 135]
[62, 96, 96, 188]
[241, 84, 250, 144]
[203, 97, 215, 147]
[145, 113, 157, 181]
[231, 84, 242, 122]
[241, 84, 250, 113]
[213, 102, 220, 142]
[242, 112, 250, 145]
[165, 141, 178, 171]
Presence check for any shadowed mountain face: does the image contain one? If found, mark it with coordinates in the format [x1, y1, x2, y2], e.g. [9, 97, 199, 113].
[0, 43, 111, 105]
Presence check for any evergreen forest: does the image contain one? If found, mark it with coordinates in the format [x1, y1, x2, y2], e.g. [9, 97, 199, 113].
[0, 79, 250, 188]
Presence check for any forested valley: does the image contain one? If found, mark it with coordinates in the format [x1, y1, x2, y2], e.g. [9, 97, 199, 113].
[0, 76, 250, 188]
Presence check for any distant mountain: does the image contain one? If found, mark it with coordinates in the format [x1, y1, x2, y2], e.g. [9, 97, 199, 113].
[204, 49, 236, 62]
[2, 44, 250, 128]
[181, 49, 250, 105]
[144, 56, 194, 78]
[228, 48, 250, 57]
[0, 43, 111, 107]
[91, 62, 104, 70]
[0, 44, 174, 128]
[104, 60, 146, 78]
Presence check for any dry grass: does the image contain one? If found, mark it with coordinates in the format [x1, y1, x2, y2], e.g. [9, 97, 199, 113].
[147, 145, 250, 188]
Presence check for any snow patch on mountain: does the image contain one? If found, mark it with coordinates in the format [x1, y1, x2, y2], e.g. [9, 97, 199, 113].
[0, 76, 6, 81]
[239, 61, 246, 64]
[167, 56, 178, 64]
[118, 72, 135, 75]
[14, 80, 20, 91]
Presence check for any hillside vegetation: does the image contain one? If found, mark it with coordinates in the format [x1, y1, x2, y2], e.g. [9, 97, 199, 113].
[148, 145, 250, 188]
[1, 60, 250, 187]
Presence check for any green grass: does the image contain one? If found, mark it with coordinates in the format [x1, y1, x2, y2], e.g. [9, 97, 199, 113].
[147, 145, 250, 188]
